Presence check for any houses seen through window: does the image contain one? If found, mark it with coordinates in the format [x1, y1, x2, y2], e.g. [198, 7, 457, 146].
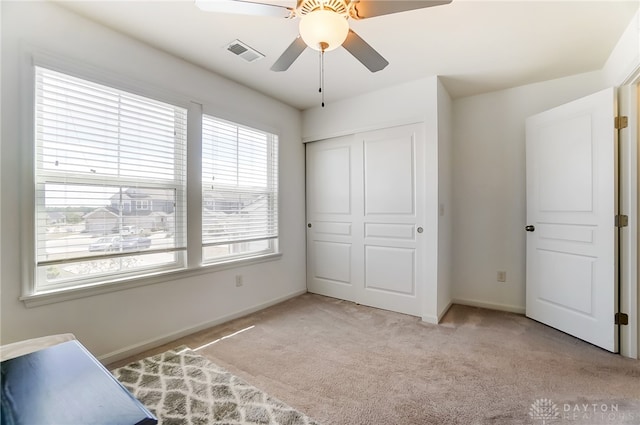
[34, 67, 187, 292]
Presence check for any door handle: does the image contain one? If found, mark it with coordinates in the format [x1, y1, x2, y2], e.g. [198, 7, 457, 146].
[307, 223, 312, 228]
[525, 225, 535, 232]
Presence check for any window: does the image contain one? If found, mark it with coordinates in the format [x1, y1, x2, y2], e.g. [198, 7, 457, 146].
[28, 64, 281, 300]
[201, 116, 278, 263]
[34, 67, 187, 292]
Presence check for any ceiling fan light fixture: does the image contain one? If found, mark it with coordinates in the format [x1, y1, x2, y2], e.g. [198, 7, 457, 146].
[299, 9, 349, 52]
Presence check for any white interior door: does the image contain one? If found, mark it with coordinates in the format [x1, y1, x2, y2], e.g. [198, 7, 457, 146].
[306, 124, 424, 316]
[525, 87, 617, 352]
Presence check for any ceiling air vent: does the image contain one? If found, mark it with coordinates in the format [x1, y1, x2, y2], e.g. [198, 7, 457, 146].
[226, 40, 265, 63]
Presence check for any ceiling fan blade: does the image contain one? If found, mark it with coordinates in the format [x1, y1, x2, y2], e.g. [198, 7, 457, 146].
[350, 0, 452, 19]
[271, 36, 307, 71]
[195, 0, 292, 18]
[342, 29, 389, 73]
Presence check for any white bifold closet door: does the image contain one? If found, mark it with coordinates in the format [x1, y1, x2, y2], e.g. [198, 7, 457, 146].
[306, 124, 426, 316]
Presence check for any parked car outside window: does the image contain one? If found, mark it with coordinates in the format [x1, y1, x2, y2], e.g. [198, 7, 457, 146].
[88, 236, 151, 252]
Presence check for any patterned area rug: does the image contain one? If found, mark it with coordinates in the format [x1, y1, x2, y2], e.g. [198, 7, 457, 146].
[111, 347, 320, 425]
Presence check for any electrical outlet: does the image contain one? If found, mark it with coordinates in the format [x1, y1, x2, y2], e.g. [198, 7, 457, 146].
[497, 271, 507, 282]
[235, 274, 243, 287]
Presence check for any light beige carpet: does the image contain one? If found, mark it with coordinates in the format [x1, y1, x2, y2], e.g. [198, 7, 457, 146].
[145, 294, 640, 424]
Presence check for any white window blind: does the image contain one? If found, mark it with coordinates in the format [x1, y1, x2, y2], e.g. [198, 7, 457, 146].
[34, 67, 187, 291]
[202, 115, 278, 262]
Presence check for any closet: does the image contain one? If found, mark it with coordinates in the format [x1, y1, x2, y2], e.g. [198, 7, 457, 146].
[305, 123, 426, 316]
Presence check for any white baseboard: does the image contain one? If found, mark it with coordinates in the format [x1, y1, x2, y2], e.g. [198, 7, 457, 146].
[437, 301, 453, 323]
[98, 289, 307, 364]
[452, 298, 525, 315]
[421, 314, 439, 324]
[421, 301, 454, 324]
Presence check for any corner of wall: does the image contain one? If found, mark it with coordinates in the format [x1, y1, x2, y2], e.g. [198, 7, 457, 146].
[603, 9, 640, 86]
[449, 72, 608, 314]
[436, 78, 453, 317]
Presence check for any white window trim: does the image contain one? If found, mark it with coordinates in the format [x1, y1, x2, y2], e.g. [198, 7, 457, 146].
[20, 252, 282, 308]
[20, 51, 282, 307]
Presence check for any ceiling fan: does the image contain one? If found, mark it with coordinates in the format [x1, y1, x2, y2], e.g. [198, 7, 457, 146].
[195, 0, 452, 73]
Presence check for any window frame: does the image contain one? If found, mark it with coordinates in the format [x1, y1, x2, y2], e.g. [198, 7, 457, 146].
[32, 66, 189, 293]
[201, 114, 279, 265]
[20, 53, 282, 307]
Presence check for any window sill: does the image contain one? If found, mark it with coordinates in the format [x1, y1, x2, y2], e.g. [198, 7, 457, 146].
[20, 252, 282, 308]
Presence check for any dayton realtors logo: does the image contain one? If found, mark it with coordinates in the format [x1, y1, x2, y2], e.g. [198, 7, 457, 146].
[529, 399, 635, 424]
[562, 402, 634, 422]
[529, 399, 560, 424]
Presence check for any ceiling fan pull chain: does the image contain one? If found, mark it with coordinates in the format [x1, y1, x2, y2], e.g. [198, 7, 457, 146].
[321, 49, 325, 107]
[317, 42, 328, 108]
[318, 48, 322, 97]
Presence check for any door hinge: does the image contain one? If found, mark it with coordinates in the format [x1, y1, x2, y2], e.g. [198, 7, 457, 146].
[615, 312, 629, 326]
[615, 214, 629, 228]
[614, 116, 628, 129]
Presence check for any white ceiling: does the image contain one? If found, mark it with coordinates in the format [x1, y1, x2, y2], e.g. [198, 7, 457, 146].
[56, 0, 639, 110]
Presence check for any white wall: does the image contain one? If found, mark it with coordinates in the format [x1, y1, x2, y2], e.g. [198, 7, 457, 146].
[302, 76, 443, 322]
[450, 71, 607, 313]
[603, 9, 640, 87]
[303, 77, 438, 142]
[0, 1, 305, 361]
[436, 79, 453, 320]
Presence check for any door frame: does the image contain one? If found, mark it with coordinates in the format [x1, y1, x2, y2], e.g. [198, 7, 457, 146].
[618, 69, 639, 359]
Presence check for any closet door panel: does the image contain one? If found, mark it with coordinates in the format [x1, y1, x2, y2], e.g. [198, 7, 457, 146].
[306, 136, 362, 301]
[306, 124, 425, 317]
